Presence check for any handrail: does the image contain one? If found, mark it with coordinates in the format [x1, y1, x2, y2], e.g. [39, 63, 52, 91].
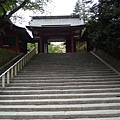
[0, 48, 36, 87]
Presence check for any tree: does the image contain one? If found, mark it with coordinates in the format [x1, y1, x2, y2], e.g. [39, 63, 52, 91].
[72, 0, 93, 23]
[0, 0, 50, 30]
[72, 0, 80, 15]
[48, 43, 65, 53]
[87, 0, 120, 59]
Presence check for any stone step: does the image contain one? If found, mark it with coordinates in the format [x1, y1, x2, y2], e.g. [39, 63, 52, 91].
[0, 103, 120, 111]
[1, 88, 120, 95]
[21, 67, 111, 69]
[10, 75, 120, 79]
[0, 110, 120, 119]
[7, 81, 120, 86]
[6, 81, 120, 87]
[0, 97, 120, 105]
[1, 118, 117, 120]
[24, 69, 111, 71]
[11, 77, 120, 82]
[20, 69, 114, 72]
[20, 67, 112, 70]
[10, 79, 120, 84]
[0, 93, 120, 100]
[18, 71, 117, 76]
[1, 84, 120, 90]
[0, 52, 120, 119]
[1, 76, 120, 84]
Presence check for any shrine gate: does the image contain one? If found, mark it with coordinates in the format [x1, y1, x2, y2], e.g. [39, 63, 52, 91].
[27, 15, 86, 53]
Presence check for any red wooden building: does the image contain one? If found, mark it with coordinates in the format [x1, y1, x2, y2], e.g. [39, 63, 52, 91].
[0, 21, 32, 53]
[27, 15, 86, 53]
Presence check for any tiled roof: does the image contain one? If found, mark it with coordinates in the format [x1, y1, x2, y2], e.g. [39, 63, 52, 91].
[29, 15, 84, 27]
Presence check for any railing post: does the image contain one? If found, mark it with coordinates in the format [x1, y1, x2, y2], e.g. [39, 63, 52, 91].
[22, 59, 23, 68]
[18, 62, 20, 72]
[11, 68, 13, 78]
[0, 48, 36, 87]
[7, 71, 10, 84]
[22, 59, 24, 67]
[2, 75, 5, 87]
[23, 59, 25, 66]
[20, 60, 22, 70]
[25, 56, 27, 65]
[15, 65, 17, 76]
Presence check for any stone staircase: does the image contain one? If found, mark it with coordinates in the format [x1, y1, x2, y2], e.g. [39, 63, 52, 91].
[0, 52, 120, 119]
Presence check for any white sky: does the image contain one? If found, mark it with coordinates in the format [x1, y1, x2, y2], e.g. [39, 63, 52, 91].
[49, 0, 77, 15]
[48, 0, 98, 15]
[15, 0, 98, 27]
[15, 0, 78, 27]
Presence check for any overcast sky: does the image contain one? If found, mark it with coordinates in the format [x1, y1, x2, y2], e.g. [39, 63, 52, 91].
[16, 0, 98, 27]
[49, 0, 77, 15]
[46, 0, 98, 15]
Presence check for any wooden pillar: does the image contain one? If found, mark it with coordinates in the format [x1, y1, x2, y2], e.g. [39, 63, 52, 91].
[71, 32, 74, 53]
[39, 34, 43, 53]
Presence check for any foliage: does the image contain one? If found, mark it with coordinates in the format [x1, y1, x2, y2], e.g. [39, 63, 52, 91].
[76, 42, 86, 52]
[27, 43, 38, 53]
[72, 0, 93, 22]
[72, 0, 80, 15]
[0, 0, 50, 29]
[87, 0, 120, 59]
[27, 43, 35, 50]
[48, 43, 65, 53]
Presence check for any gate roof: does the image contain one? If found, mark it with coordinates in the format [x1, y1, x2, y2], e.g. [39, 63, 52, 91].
[29, 15, 84, 27]
[27, 15, 86, 41]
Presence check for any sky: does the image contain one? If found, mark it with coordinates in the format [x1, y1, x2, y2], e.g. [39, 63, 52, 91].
[45, 0, 98, 16]
[48, 0, 77, 15]
[16, 0, 98, 27]
[14, 0, 98, 38]
[15, 0, 78, 27]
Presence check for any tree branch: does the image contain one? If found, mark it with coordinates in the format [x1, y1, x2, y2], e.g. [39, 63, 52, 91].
[5, 0, 29, 21]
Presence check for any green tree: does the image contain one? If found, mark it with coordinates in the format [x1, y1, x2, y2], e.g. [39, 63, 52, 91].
[48, 43, 65, 53]
[72, 0, 93, 22]
[76, 42, 86, 52]
[72, 0, 80, 15]
[87, 0, 120, 58]
[0, 0, 50, 30]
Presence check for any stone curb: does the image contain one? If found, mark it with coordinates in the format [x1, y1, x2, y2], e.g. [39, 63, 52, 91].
[90, 51, 120, 75]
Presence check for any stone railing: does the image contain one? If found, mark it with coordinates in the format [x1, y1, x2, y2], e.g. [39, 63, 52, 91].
[0, 48, 36, 87]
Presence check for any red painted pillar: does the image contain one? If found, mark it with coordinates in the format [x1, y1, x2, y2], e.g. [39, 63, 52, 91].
[71, 32, 74, 53]
[39, 37, 43, 53]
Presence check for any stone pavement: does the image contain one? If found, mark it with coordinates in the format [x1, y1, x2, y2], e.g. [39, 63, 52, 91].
[0, 52, 120, 119]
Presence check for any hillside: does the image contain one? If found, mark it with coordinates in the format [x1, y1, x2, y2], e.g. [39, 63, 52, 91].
[0, 48, 19, 68]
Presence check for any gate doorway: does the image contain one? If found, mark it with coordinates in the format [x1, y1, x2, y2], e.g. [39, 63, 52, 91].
[48, 42, 66, 53]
